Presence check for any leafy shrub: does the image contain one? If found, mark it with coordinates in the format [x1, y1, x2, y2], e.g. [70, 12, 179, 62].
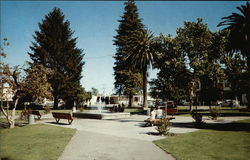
[209, 108, 220, 120]
[79, 107, 84, 112]
[20, 108, 32, 120]
[43, 105, 51, 114]
[155, 119, 172, 136]
[191, 110, 203, 124]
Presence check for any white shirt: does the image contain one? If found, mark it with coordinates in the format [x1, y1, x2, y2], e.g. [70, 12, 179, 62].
[156, 109, 163, 119]
[150, 110, 156, 120]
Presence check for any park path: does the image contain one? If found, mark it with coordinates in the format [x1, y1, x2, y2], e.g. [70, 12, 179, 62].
[58, 130, 174, 160]
[39, 115, 176, 160]
[38, 114, 250, 160]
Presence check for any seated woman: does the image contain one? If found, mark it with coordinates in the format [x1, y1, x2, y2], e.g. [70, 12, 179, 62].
[145, 108, 156, 126]
[155, 106, 164, 119]
[150, 108, 156, 120]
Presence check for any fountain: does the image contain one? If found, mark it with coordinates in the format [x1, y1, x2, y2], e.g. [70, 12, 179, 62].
[73, 96, 130, 120]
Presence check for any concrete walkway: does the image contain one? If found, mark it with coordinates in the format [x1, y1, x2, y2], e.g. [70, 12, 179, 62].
[58, 130, 173, 160]
[37, 114, 250, 160]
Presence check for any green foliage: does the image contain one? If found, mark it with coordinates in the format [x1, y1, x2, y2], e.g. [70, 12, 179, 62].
[28, 8, 84, 109]
[75, 86, 92, 106]
[155, 119, 172, 136]
[218, 2, 250, 58]
[209, 108, 221, 120]
[125, 29, 158, 108]
[176, 18, 225, 105]
[221, 50, 247, 100]
[79, 106, 84, 112]
[1, 39, 27, 128]
[218, 2, 250, 108]
[113, 0, 143, 99]
[20, 108, 32, 120]
[43, 105, 51, 114]
[22, 64, 52, 103]
[150, 34, 191, 102]
[191, 110, 203, 124]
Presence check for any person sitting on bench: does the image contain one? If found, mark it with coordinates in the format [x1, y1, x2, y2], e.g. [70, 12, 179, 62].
[155, 106, 164, 119]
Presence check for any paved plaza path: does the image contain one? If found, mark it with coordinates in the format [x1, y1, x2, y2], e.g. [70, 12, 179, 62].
[38, 114, 250, 160]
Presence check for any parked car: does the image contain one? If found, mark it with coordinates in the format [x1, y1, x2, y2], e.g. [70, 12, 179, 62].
[27, 103, 44, 110]
[221, 100, 233, 107]
[216, 101, 223, 106]
[180, 100, 190, 106]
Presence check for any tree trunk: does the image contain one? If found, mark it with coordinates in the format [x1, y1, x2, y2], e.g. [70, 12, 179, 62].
[247, 56, 250, 109]
[53, 92, 59, 110]
[10, 98, 19, 128]
[142, 69, 148, 108]
[189, 81, 194, 111]
[128, 91, 133, 108]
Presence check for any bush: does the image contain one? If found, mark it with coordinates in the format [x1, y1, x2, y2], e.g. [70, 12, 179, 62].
[20, 108, 32, 120]
[155, 119, 172, 136]
[43, 105, 51, 114]
[209, 108, 220, 120]
[79, 107, 84, 112]
[191, 110, 203, 124]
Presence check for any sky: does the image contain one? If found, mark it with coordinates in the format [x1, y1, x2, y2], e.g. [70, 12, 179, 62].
[0, 0, 247, 95]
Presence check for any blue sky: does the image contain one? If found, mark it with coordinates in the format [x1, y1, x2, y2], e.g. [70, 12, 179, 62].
[0, 1, 246, 95]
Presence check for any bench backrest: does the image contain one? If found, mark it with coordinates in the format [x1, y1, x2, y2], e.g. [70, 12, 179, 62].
[52, 112, 73, 120]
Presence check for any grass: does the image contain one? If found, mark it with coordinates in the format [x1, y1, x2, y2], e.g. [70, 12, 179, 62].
[0, 124, 76, 160]
[154, 119, 250, 160]
[124, 108, 143, 113]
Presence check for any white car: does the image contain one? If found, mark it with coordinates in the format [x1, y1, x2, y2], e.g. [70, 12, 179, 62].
[221, 100, 233, 107]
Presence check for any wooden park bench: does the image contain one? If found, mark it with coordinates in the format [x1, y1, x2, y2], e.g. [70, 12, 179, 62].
[52, 112, 74, 125]
[31, 110, 42, 119]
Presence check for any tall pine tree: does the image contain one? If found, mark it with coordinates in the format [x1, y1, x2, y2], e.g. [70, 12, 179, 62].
[113, 0, 143, 107]
[28, 8, 84, 109]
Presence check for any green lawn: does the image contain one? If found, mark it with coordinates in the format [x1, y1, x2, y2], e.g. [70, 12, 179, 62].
[154, 119, 250, 160]
[124, 108, 143, 113]
[0, 124, 76, 160]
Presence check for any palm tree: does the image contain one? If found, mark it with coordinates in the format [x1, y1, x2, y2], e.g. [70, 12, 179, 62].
[126, 29, 158, 108]
[218, 2, 250, 108]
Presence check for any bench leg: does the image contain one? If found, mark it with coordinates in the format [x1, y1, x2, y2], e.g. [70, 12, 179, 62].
[55, 118, 60, 123]
[38, 115, 41, 119]
[68, 119, 73, 125]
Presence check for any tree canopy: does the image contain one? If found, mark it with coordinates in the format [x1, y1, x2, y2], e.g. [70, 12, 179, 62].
[113, 0, 144, 106]
[28, 8, 84, 109]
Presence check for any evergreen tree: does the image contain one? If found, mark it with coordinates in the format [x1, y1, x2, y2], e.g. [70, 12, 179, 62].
[28, 8, 84, 109]
[113, 0, 144, 107]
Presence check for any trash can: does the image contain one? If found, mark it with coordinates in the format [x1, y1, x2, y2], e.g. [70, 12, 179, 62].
[28, 114, 35, 124]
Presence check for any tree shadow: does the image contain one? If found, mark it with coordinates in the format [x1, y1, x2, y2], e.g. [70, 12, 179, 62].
[46, 122, 70, 125]
[0, 122, 28, 129]
[171, 121, 250, 132]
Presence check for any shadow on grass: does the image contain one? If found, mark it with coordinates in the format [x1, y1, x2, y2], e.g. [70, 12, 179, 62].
[0, 122, 28, 129]
[177, 112, 250, 117]
[46, 122, 71, 125]
[172, 121, 250, 132]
